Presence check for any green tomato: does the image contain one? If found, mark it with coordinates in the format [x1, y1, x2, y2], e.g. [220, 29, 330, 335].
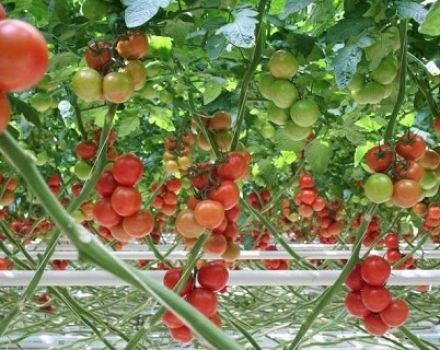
[420, 170, 438, 190]
[269, 50, 299, 80]
[364, 173, 393, 203]
[347, 73, 364, 92]
[371, 57, 398, 85]
[270, 80, 298, 109]
[258, 73, 275, 100]
[267, 103, 289, 126]
[360, 198, 370, 206]
[290, 99, 320, 127]
[139, 83, 159, 100]
[422, 183, 439, 198]
[74, 161, 92, 181]
[260, 123, 276, 139]
[284, 121, 311, 141]
[351, 195, 360, 203]
[72, 210, 86, 222]
[30, 93, 53, 112]
[37, 75, 58, 92]
[36, 151, 48, 166]
[160, 89, 173, 104]
[352, 82, 385, 105]
[82, 0, 108, 21]
[72, 68, 103, 102]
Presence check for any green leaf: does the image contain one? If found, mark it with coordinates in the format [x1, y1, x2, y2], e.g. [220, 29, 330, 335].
[274, 128, 305, 152]
[216, 8, 258, 48]
[203, 79, 223, 105]
[399, 113, 415, 127]
[48, 52, 79, 72]
[326, 18, 372, 42]
[9, 97, 41, 127]
[117, 111, 140, 138]
[305, 139, 332, 174]
[355, 115, 387, 132]
[396, 1, 427, 24]
[164, 20, 195, 46]
[419, 1, 440, 36]
[206, 35, 228, 60]
[281, 0, 313, 19]
[345, 129, 366, 145]
[148, 106, 175, 131]
[354, 141, 374, 167]
[333, 45, 362, 88]
[122, 0, 172, 28]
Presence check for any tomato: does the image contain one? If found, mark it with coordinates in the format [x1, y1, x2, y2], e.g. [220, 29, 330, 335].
[162, 310, 184, 329]
[361, 286, 391, 312]
[113, 154, 144, 186]
[270, 80, 298, 109]
[225, 206, 240, 223]
[30, 92, 53, 112]
[176, 209, 204, 238]
[269, 50, 298, 80]
[299, 174, 314, 189]
[122, 210, 153, 238]
[352, 82, 387, 105]
[267, 103, 289, 126]
[371, 57, 397, 85]
[71, 68, 103, 102]
[366, 145, 393, 173]
[116, 32, 149, 60]
[386, 249, 401, 263]
[420, 170, 438, 190]
[363, 313, 389, 336]
[103, 72, 134, 103]
[186, 288, 218, 317]
[396, 133, 426, 161]
[197, 263, 229, 292]
[95, 128, 117, 147]
[169, 325, 193, 343]
[395, 160, 424, 182]
[194, 200, 225, 229]
[93, 198, 121, 227]
[285, 121, 310, 141]
[345, 264, 365, 291]
[110, 223, 132, 242]
[110, 186, 141, 217]
[0, 20, 48, 92]
[74, 160, 92, 181]
[361, 255, 391, 287]
[345, 291, 370, 318]
[214, 131, 232, 151]
[0, 94, 10, 133]
[95, 171, 117, 198]
[121, 60, 147, 91]
[0, 3, 5, 20]
[217, 152, 246, 180]
[392, 179, 420, 208]
[364, 173, 393, 204]
[163, 268, 194, 296]
[418, 149, 440, 170]
[75, 141, 97, 160]
[222, 242, 240, 262]
[209, 181, 239, 210]
[385, 233, 399, 249]
[435, 115, 440, 134]
[289, 99, 320, 127]
[301, 189, 318, 205]
[381, 299, 410, 327]
[85, 41, 112, 71]
[312, 197, 325, 211]
[208, 112, 231, 130]
[210, 314, 222, 328]
[162, 204, 178, 216]
[81, 0, 108, 21]
[203, 234, 228, 256]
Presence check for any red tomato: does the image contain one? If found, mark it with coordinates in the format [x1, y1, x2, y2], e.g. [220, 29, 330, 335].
[225, 206, 240, 222]
[209, 313, 222, 328]
[93, 198, 121, 227]
[186, 288, 218, 317]
[75, 141, 97, 160]
[345, 264, 365, 291]
[0, 20, 49, 92]
[312, 197, 325, 211]
[361, 286, 392, 312]
[163, 192, 178, 206]
[366, 145, 393, 173]
[363, 313, 389, 336]
[360, 255, 391, 287]
[396, 133, 426, 161]
[85, 41, 112, 71]
[299, 174, 314, 189]
[385, 233, 399, 249]
[166, 178, 181, 192]
[162, 310, 184, 329]
[392, 179, 420, 209]
[116, 32, 149, 60]
[197, 263, 229, 292]
[113, 154, 144, 186]
[208, 112, 231, 130]
[95, 128, 116, 147]
[71, 183, 82, 197]
[345, 291, 370, 318]
[163, 268, 194, 296]
[194, 200, 225, 229]
[301, 189, 317, 205]
[217, 152, 246, 180]
[169, 325, 193, 343]
[95, 171, 118, 198]
[380, 299, 409, 327]
[122, 210, 154, 238]
[209, 181, 239, 210]
[110, 186, 141, 217]
[386, 249, 401, 263]
[0, 93, 10, 133]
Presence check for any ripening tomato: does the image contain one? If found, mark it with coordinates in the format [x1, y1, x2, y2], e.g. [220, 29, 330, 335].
[208, 112, 231, 130]
[121, 60, 147, 91]
[75, 141, 97, 160]
[215, 131, 232, 151]
[186, 288, 218, 317]
[122, 210, 153, 238]
[0, 94, 10, 133]
[163, 268, 194, 296]
[85, 41, 112, 71]
[95, 171, 117, 197]
[395, 160, 424, 182]
[392, 179, 420, 208]
[345, 291, 370, 318]
[203, 234, 228, 256]
[0, 20, 49, 92]
[194, 200, 225, 229]
[197, 263, 229, 292]
[93, 198, 121, 227]
[361, 255, 391, 287]
[361, 286, 392, 312]
[111, 186, 141, 217]
[169, 325, 193, 343]
[162, 310, 184, 329]
[116, 32, 149, 60]
[363, 313, 389, 336]
[103, 72, 134, 103]
[113, 154, 144, 186]
[396, 133, 426, 161]
[175, 209, 204, 238]
[222, 242, 240, 262]
[110, 223, 132, 242]
[418, 149, 440, 170]
[208, 181, 239, 210]
[366, 145, 393, 173]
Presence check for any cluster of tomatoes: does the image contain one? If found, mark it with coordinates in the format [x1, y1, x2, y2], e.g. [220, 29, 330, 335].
[364, 133, 440, 208]
[37, 294, 54, 313]
[257, 50, 320, 142]
[383, 233, 415, 270]
[352, 214, 383, 247]
[0, 9, 49, 133]
[72, 32, 148, 104]
[344, 255, 409, 336]
[162, 263, 228, 344]
[51, 259, 69, 270]
[92, 153, 154, 242]
[247, 189, 271, 211]
[263, 245, 288, 270]
[413, 202, 440, 242]
[0, 175, 17, 207]
[150, 178, 182, 232]
[163, 133, 195, 175]
[197, 112, 233, 152]
[293, 173, 326, 218]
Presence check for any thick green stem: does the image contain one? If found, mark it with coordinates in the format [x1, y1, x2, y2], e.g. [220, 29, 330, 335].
[400, 326, 431, 350]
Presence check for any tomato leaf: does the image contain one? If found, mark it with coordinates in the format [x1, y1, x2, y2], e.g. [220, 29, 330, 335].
[216, 8, 258, 48]
[332, 45, 362, 88]
[396, 1, 427, 24]
[116, 110, 140, 138]
[203, 79, 223, 105]
[122, 0, 172, 28]
[281, 0, 313, 19]
[305, 139, 333, 174]
[274, 128, 305, 152]
[419, 1, 440, 36]
[9, 97, 41, 128]
[326, 18, 372, 43]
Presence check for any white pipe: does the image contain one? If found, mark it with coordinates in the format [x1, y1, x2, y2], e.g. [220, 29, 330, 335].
[0, 270, 439, 287]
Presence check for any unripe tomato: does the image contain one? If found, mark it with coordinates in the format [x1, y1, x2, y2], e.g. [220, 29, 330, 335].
[116, 32, 149, 60]
[74, 161, 92, 181]
[222, 242, 240, 262]
[121, 60, 147, 91]
[364, 174, 393, 204]
[103, 72, 134, 103]
[72, 68, 103, 102]
[290, 99, 320, 127]
[269, 50, 298, 80]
